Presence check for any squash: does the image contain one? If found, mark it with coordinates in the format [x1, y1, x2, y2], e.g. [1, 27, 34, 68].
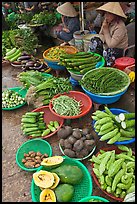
[54, 184, 74, 202]
[41, 156, 64, 169]
[51, 164, 83, 185]
[40, 189, 56, 202]
[33, 170, 54, 188]
[50, 173, 60, 189]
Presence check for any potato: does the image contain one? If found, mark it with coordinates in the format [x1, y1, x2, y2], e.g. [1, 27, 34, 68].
[24, 161, 36, 168]
[30, 153, 36, 158]
[28, 151, 35, 155]
[72, 129, 82, 139]
[82, 128, 90, 135]
[64, 149, 76, 158]
[36, 152, 42, 157]
[73, 140, 84, 151]
[80, 136, 87, 141]
[67, 136, 77, 144]
[24, 153, 29, 157]
[22, 159, 26, 163]
[35, 156, 41, 160]
[43, 153, 48, 158]
[25, 156, 32, 161]
[64, 139, 72, 149]
[64, 126, 73, 135]
[35, 163, 40, 168]
[35, 159, 41, 164]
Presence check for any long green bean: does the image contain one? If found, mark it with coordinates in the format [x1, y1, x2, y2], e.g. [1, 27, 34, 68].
[52, 95, 82, 116]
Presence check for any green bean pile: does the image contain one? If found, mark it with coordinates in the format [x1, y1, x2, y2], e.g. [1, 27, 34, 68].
[52, 95, 82, 116]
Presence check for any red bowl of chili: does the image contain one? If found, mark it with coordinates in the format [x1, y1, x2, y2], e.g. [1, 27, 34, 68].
[91, 146, 135, 202]
[49, 91, 92, 119]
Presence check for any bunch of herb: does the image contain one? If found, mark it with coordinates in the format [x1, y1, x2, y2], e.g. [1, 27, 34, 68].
[30, 11, 57, 26]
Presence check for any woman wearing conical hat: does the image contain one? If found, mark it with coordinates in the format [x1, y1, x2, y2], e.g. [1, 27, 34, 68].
[89, 2, 128, 66]
[55, 2, 80, 45]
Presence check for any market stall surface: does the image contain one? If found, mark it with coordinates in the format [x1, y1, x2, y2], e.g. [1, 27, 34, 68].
[2, 63, 135, 202]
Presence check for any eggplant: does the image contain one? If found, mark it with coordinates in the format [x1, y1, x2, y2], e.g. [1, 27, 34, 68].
[12, 61, 22, 65]
[26, 62, 35, 67]
[18, 55, 31, 61]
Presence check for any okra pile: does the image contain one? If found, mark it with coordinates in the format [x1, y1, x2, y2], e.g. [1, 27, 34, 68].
[92, 106, 135, 144]
[21, 111, 60, 137]
[2, 89, 25, 109]
[90, 145, 135, 199]
[80, 67, 130, 95]
[58, 52, 102, 75]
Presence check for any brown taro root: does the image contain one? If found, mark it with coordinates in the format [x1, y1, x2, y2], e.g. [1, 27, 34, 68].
[85, 134, 94, 140]
[64, 149, 76, 158]
[73, 140, 84, 151]
[76, 148, 89, 158]
[67, 136, 77, 144]
[59, 138, 65, 147]
[82, 128, 90, 135]
[72, 129, 82, 139]
[84, 139, 95, 150]
[57, 126, 73, 139]
[64, 139, 73, 149]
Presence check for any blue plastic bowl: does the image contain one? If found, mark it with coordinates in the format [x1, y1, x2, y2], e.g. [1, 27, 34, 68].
[43, 59, 66, 70]
[92, 108, 135, 145]
[82, 86, 128, 104]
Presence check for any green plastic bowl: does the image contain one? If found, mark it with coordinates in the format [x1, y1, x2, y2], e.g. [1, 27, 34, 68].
[16, 139, 52, 172]
[79, 196, 109, 202]
[2, 87, 27, 111]
[31, 156, 92, 202]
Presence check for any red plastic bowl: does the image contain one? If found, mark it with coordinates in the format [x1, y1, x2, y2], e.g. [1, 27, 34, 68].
[49, 91, 92, 119]
[91, 146, 135, 202]
[28, 106, 64, 139]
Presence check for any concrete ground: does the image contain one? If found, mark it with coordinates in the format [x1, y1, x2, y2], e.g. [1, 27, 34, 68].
[2, 63, 135, 202]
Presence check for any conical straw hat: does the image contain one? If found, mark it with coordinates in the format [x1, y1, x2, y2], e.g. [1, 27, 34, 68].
[56, 2, 78, 17]
[96, 2, 127, 19]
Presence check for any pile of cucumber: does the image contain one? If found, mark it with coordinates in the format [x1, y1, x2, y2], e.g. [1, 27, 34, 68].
[4, 47, 22, 62]
[2, 89, 25, 109]
[90, 145, 135, 199]
[92, 107, 135, 144]
[21, 112, 60, 137]
[58, 52, 103, 75]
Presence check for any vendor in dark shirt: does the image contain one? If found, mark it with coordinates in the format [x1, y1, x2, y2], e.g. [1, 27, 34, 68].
[56, 2, 80, 44]
[24, 2, 40, 14]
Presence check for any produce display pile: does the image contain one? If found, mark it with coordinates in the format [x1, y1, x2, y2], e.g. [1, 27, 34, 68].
[59, 52, 103, 75]
[29, 11, 57, 26]
[80, 67, 130, 95]
[25, 77, 72, 107]
[90, 145, 135, 199]
[22, 151, 49, 169]
[2, 22, 135, 202]
[32, 156, 84, 202]
[58, 126, 96, 159]
[2, 89, 25, 109]
[52, 95, 82, 116]
[2, 28, 39, 57]
[18, 70, 51, 89]
[21, 111, 60, 137]
[45, 47, 67, 60]
[92, 107, 135, 144]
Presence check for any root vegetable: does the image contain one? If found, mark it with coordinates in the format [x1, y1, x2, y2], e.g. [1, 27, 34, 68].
[82, 128, 90, 135]
[73, 140, 84, 151]
[64, 149, 76, 158]
[72, 129, 82, 139]
[67, 136, 77, 144]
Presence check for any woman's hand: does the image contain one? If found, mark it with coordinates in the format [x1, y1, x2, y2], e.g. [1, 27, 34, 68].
[102, 19, 109, 33]
[63, 27, 70, 33]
